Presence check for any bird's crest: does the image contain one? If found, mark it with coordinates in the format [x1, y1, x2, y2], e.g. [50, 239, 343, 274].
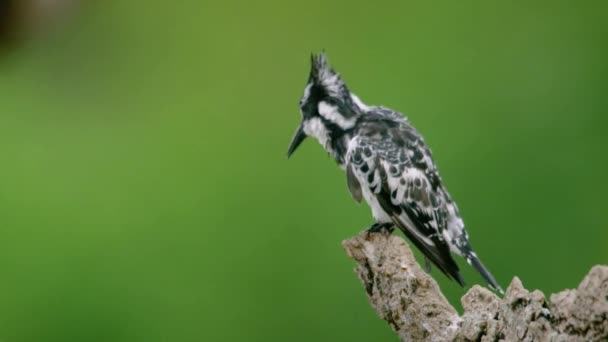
[309, 52, 348, 98]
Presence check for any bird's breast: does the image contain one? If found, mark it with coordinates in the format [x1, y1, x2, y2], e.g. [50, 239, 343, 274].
[359, 184, 392, 223]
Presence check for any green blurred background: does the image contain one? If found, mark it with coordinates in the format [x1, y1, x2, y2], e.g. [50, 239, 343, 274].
[0, 1, 607, 341]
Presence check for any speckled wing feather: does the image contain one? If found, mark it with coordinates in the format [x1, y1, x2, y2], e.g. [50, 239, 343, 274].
[346, 109, 465, 286]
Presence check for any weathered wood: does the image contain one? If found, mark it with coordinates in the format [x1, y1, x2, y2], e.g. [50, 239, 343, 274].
[343, 232, 607, 342]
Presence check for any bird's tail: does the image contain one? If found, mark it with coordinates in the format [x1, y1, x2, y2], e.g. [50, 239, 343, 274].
[464, 250, 504, 294]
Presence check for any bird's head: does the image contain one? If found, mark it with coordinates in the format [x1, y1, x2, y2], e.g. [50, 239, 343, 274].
[287, 52, 365, 158]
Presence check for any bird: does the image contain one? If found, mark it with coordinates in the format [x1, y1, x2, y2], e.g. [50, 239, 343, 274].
[287, 52, 503, 294]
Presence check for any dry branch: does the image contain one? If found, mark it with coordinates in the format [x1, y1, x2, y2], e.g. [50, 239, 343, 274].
[343, 232, 607, 342]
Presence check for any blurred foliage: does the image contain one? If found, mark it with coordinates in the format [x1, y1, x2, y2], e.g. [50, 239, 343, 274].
[0, 1, 607, 341]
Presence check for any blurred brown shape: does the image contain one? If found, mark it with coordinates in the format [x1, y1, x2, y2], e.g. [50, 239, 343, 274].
[0, 0, 77, 51]
[0, 0, 18, 46]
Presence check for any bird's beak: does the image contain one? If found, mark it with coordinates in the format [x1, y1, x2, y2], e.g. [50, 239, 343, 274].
[287, 124, 307, 158]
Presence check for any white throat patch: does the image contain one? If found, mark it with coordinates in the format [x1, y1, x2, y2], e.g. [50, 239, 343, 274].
[302, 117, 331, 151]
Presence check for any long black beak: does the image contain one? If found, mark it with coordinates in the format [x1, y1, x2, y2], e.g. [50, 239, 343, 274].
[287, 124, 307, 158]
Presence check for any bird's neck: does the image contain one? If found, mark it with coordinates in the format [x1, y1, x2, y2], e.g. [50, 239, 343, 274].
[328, 132, 352, 167]
[302, 115, 354, 166]
[305, 94, 373, 166]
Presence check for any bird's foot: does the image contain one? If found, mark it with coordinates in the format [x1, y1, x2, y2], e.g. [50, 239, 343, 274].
[365, 223, 394, 237]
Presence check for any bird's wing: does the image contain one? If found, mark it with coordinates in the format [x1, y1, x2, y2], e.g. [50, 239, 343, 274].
[346, 132, 465, 286]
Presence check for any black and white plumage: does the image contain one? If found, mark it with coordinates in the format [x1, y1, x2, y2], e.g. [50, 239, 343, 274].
[287, 53, 503, 293]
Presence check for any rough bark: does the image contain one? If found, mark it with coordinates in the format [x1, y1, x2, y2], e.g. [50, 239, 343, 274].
[343, 232, 608, 342]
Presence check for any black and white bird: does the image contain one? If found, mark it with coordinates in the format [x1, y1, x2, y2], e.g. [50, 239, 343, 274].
[287, 52, 503, 293]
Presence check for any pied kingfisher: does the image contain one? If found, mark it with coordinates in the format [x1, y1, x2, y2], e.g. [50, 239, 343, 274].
[287, 52, 502, 293]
